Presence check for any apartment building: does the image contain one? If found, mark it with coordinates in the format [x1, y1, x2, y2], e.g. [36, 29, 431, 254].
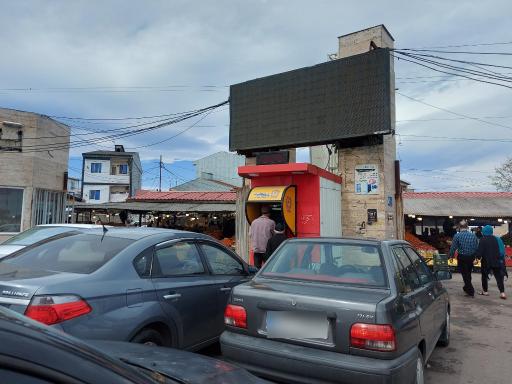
[0, 107, 69, 241]
[81, 145, 142, 203]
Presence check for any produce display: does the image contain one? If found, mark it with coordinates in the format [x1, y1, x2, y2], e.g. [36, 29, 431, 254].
[405, 233, 439, 266]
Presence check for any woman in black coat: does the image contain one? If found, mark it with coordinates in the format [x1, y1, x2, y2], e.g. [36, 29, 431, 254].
[476, 225, 506, 299]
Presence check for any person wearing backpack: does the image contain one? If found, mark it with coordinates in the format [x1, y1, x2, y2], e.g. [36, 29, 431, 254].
[476, 225, 506, 299]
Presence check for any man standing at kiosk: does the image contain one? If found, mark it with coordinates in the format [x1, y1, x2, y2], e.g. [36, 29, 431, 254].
[249, 206, 275, 268]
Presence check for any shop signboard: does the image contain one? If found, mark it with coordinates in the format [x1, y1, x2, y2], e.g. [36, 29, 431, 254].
[355, 164, 379, 195]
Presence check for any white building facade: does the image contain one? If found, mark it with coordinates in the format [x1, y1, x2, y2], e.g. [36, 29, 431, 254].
[81, 146, 141, 204]
[193, 151, 245, 187]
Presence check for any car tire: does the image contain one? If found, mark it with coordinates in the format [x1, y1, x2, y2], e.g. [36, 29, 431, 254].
[414, 349, 425, 384]
[131, 328, 165, 346]
[437, 310, 450, 347]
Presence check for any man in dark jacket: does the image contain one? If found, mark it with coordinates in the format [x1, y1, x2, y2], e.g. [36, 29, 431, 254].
[476, 225, 506, 299]
[266, 223, 287, 260]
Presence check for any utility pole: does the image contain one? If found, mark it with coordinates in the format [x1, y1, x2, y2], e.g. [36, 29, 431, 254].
[159, 155, 162, 192]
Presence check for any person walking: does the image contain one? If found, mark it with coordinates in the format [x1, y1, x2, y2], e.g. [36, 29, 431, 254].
[476, 225, 506, 299]
[450, 220, 479, 297]
[249, 206, 275, 268]
[266, 222, 287, 260]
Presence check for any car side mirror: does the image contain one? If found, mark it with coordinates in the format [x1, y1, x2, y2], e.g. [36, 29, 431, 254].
[435, 270, 452, 281]
[247, 265, 259, 275]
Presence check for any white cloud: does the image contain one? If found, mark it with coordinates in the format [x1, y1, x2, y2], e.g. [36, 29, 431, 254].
[1, 0, 511, 191]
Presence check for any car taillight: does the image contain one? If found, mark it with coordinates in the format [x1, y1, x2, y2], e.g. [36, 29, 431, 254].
[224, 304, 247, 329]
[350, 323, 396, 352]
[25, 295, 92, 325]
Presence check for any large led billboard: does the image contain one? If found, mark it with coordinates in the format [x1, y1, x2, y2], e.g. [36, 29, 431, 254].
[229, 48, 392, 153]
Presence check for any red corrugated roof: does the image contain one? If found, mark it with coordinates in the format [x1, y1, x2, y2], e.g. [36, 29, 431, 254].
[403, 192, 512, 199]
[130, 190, 237, 202]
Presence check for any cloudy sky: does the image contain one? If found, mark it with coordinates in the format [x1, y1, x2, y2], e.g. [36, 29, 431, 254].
[1, 0, 511, 191]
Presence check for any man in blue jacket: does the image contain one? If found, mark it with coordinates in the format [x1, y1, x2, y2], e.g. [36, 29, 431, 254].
[450, 220, 479, 297]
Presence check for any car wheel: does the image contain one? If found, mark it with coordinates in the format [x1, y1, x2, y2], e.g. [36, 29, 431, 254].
[414, 350, 425, 384]
[437, 310, 450, 347]
[131, 328, 164, 346]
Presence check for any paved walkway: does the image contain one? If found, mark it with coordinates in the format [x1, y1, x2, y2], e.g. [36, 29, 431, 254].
[425, 272, 511, 384]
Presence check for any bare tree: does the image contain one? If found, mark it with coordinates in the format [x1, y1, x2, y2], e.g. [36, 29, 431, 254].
[491, 157, 512, 192]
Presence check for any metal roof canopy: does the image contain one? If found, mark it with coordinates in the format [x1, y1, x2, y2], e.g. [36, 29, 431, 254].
[403, 192, 512, 218]
[73, 201, 235, 213]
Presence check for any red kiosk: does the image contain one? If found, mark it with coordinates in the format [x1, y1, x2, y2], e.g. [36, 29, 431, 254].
[239, 163, 342, 264]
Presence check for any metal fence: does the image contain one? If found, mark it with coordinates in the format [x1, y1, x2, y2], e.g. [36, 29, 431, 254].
[31, 188, 66, 226]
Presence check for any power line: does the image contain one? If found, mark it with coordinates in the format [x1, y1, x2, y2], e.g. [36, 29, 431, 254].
[394, 48, 512, 56]
[396, 92, 512, 132]
[392, 52, 512, 90]
[399, 134, 512, 143]
[10, 101, 228, 153]
[397, 41, 512, 50]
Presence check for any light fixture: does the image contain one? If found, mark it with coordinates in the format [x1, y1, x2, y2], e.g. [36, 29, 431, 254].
[504, 220, 509, 224]
[417, 217, 423, 221]
[213, 216, 218, 220]
[470, 218, 475, 221]
[106, 214, 110, 218]
[449, 216, 453, 219]
[186, 213, 190, 217]
[411, 215, 416, 218]
[498, 218, 503, 222]
[190, 217, 196, 221]
[68, 214, 72, 218]
[166, 214, 170, 218]
[92, 216, 97, 220]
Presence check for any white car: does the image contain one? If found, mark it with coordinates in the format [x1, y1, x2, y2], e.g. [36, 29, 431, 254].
[0, 224, 105, 259]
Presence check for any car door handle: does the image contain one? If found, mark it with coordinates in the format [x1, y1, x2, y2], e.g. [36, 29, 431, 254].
[220, 287, 232, 292]
[163, 293, 182, 300]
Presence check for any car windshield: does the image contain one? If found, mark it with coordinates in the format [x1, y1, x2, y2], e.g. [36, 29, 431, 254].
[2, 226, 78, 246]
[1, 234, 134, 274]
[261, 241, 387, 287]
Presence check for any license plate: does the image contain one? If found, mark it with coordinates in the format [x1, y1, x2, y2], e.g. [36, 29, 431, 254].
[266, 311, 329, 340]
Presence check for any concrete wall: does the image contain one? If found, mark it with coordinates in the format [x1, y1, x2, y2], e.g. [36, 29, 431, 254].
[0, 108, 69, 241]
[312, 25, 398, 240]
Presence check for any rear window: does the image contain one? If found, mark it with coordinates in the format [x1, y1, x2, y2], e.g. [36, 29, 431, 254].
[2, 226, 77, 246]
[261, 241, 387, 287]
[1, 234, 134, 274]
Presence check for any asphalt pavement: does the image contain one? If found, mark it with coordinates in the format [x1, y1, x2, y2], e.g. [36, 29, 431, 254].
[200, 272, 511, 384]
[425, 272, 511, 384]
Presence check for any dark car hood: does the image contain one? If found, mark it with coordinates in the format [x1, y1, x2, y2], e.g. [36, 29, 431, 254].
[88, 341, 268, 384]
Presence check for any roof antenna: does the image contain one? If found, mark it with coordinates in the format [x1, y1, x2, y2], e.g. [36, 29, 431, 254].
[98, 217, 108, 242]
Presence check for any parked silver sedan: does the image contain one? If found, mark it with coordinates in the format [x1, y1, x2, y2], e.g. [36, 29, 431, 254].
[0, 227, 255, 350]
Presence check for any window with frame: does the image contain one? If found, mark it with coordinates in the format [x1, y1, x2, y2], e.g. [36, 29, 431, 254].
[200, 243, 244, 275]
[119, 164, 128, 174]
[392, 247, 421, 292]
[89, 190, 101, 200]
[133, 247, 154, 277]
[0, 187, 23, 233]
[90, 163, 102, 173]
[153, 242, 204, 276]
[404, 247, 433, 285]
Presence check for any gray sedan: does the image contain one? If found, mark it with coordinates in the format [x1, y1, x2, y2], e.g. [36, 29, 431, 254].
[221, 238, 451, 384]
[0, 227, 255, 350]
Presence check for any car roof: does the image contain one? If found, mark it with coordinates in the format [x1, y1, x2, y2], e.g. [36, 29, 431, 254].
[79, 227, 209, 240]
[284, 237, 408, 246]
[37, 224, 108, 229]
